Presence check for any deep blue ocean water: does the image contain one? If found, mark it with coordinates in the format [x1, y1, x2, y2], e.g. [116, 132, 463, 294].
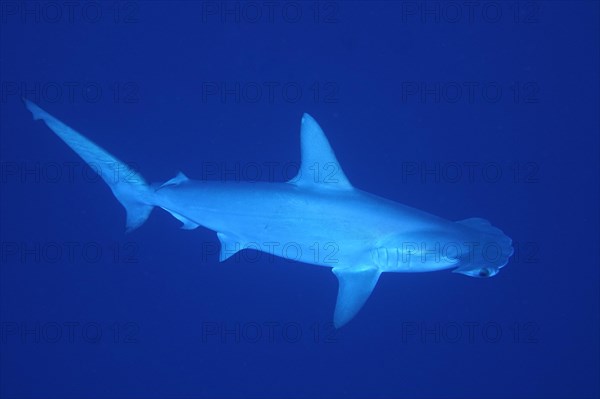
[0, 1, 598, 398]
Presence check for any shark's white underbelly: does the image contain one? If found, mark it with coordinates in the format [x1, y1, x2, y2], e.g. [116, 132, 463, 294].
[155, 183, 371, 266]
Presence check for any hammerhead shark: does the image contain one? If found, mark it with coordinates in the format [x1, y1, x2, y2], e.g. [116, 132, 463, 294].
[24, 100, 513, 327]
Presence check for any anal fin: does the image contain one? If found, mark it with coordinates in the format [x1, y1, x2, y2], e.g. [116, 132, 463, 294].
[162, 208, 200, 230]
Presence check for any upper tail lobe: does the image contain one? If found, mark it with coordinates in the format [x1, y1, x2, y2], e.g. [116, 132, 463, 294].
[24, 99, 153, 232]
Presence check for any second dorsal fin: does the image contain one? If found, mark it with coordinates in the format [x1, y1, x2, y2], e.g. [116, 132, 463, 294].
[159, 171, 189, 189]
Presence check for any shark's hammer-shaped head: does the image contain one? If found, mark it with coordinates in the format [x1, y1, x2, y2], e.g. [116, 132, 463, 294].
[371, 223, 513, 278]
[452, 264, 501, 278]
[451, 218, 514, 279]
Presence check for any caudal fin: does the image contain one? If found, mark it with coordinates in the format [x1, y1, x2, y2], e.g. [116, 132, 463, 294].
[24, 99, 153, 232]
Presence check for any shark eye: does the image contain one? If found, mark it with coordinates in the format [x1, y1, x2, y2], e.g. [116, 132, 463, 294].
[478, 268, 491, 277]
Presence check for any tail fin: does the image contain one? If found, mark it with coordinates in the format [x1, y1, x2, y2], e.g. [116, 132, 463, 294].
[24, 99, 153, 232]
[453, 217, 514, 278]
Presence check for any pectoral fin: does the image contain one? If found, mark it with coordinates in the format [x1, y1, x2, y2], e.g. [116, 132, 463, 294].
[217, 232, 243, 262]
[332, 266, 381, 328]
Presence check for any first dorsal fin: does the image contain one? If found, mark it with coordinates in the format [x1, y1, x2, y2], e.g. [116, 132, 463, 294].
[290, 114, 353, 190]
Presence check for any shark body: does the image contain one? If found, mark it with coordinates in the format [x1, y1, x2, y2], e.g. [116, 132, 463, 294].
[24, 100, 513, 327]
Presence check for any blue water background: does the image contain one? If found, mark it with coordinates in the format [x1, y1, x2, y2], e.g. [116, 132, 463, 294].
[0, 2, 598, 398]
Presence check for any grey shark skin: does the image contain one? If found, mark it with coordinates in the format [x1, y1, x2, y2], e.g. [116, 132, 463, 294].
[24, 100, 514, 327]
